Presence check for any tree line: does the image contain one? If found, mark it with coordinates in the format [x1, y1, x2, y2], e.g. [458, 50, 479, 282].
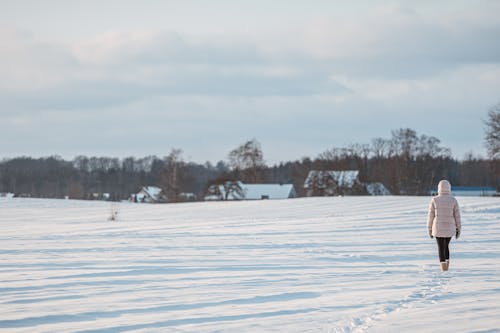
[1, 125, 498, 201]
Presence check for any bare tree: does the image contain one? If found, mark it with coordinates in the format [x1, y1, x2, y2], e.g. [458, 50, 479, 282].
[205, 180, 244, 200]
[485, 103, 500, 160]
[161, 149, 186, 202]
[417, 135, 451, 157]
[228, 139, 265, 183]
[371, 138, 388, 159]
[122, 157, 136, 173]
[485, 103, 500, 183]
[391, 128, 418, 158]
[73, 155, 90, 172]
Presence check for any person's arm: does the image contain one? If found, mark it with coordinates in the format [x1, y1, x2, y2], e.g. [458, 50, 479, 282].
[427, 199, 435, 238]
[454, 199, 461, 238]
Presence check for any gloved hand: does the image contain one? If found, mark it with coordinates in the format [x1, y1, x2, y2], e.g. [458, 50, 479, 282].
[429, 230, 433, 239]
[456, 229, 460, 239]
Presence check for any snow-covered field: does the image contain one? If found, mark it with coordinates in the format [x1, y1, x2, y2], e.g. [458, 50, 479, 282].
[1, 196, 499, 333]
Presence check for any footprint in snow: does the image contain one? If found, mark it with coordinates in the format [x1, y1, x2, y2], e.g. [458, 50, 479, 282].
[338, 265, 452, 332]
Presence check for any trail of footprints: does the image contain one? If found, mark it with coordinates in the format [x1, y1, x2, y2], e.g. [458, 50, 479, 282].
[338, 266, 452, 333]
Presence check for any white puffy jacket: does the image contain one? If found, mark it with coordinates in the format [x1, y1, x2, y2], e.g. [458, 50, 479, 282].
[427, 180, 461, 238]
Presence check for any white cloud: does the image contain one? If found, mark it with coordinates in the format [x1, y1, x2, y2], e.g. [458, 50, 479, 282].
[294, 3, 500, 77]
[1, 27, 350, 115]
[0, 26, 76, 92]
[0, 1, 498, 161]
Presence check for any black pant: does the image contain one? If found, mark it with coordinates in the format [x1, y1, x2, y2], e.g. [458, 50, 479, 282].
[436, 237, 451, 262]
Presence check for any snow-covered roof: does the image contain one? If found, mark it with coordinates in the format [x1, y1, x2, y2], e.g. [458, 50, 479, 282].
[134, 186, 166, 202]
[366, 183, 391, 196]
[304, 170, 359, 188]
[241, 183, 296, 200]
[142, 186, 163, 198]
[208, 182, 296, 200]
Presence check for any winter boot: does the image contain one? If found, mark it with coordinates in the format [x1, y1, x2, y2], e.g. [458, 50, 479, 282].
[446, 259, 450, 271]
[440, 262, 448, 272]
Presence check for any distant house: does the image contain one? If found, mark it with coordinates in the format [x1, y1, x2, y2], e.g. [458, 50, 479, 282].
[205, 181, 296, 201]
[90, 193, 111, 201]
[178, 192, 197, 202]
[365, 182, 391, 196]
[430, 186, 497, 197]
[131, 186, 167, 203]
[304, 170, 363, 196]
[243, 183, 297, 200]
[304, 170, 391, 196]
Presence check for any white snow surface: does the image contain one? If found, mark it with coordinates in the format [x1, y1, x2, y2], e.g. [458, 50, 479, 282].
[1, 196, 499, 333]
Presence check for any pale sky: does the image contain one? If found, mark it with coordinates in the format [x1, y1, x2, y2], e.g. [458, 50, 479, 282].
[1, 0, 499, 164]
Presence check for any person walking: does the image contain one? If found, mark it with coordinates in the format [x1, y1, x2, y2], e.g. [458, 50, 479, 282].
[427, 180, 461, 272]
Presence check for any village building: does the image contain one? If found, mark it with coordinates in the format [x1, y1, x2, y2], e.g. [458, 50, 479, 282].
[90, 193, 111, 200]
[242, 183, 297, 200]
[304, 170, 363, 196]
[365, 182, 392, 196]
[304, 170, 391, 196]
[205, 181, 296, 201]
[130, 186, 167, 203]
[178, 192, 197, 202]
